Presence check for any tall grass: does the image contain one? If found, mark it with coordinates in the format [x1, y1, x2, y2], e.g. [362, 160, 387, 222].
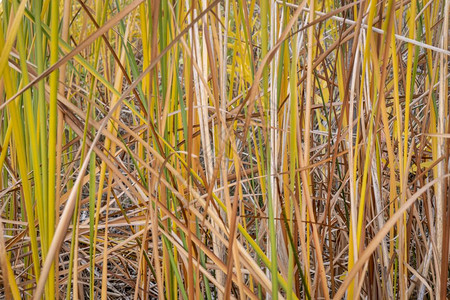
[0, 0, 449, 299]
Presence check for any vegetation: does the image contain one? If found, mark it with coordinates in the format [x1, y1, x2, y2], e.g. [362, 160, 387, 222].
[0, 0, 448, 298]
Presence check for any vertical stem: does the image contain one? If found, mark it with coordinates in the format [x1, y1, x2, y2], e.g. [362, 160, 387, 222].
[437, 1, 449, 298]
[47, 0, 60, 297]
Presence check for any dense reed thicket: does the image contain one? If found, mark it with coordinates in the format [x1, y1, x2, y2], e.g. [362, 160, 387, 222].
[0, 0, 449, 299]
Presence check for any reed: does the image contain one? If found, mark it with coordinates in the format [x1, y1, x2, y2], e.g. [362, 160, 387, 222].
[0, 0, 448, 299]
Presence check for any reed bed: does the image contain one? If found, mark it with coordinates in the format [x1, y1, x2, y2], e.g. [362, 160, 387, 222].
[0, 0, 449, 299]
